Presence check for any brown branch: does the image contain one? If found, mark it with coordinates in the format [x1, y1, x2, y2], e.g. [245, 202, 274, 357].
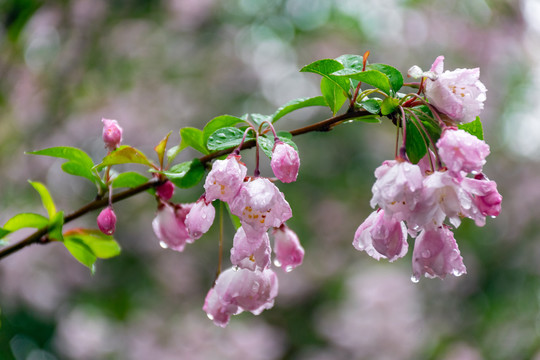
[0, 109, 371, 261]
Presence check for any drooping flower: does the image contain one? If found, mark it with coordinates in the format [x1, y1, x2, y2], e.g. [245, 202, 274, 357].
[185, 197, 215, 240]
[353, 209, 408, 262]
[437, 128, 490, 177]
[97, 206, 117, 235]
[461, 175, 502, 226]
[411, 225, 466, 281]
[204, 155, 247, 203]
[230, 227, 271, 271]
[101, 118, 123, 151]
[271, 141, 300, 183]
[370, 160, 424, 222]
[423, 56, 487, 124]
[151, 202, 193, 251]
[230, 177, 292, 235]
[156, 180, 175, 201]
[273, 225, 304, 271]
[203, 267, 279, 327]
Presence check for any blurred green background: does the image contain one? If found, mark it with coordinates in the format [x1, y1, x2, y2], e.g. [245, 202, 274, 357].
[1, 0, 539, 359]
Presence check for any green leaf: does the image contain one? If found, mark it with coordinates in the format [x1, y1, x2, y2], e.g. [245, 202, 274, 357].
[0, 229, 10, 239]
[111, 172, 149, 189]
[179, 127, 209, 155]
[258, 134, 298, 159]
[29, 181, 56, 218]
[64, 237, 96, 270]
[207, 127, 254, 151]
[64, 229, 121, 259]
[359, 98, 381, 114]
[202, 115, 246, 147]
[155, 132, 171, 167]
[96, 145, 155, 170]
[300, 59, 351, 95]
[380, 97, 400, 116]
[331, 68, 391, 95]
[321, 77, 347, 115]
[48, 211, 64, 242]
[27, 147, 97, 183]
[271, 96, 327, 122]
[366, 64, 403, 93]
[166, 145, 181, 165]
[406, 119, 428, 164]
[250, 114, 272, 127]
[163, 159, 205, 188]
[335, 54, 364, 71]
[347, 116, 381, 124]
[458, 117, 484, 140]
[2, 213, 48, 235]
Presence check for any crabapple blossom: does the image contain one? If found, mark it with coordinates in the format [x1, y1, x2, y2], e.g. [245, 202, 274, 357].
[437, 128, 490, 177]
[271, 141, 300, 183]
[185, 197, 215, 240]
[97, 206, 116, 235]
[230, 177, 292, 235]
[204, 155, 247, 203]
[353, 209, 408, 262]
[412, 225, 466, 281]
[461, 175, 502, 226]
[230, 227, 271, 271]
[203, 267, 278, 327]
[273, 225, 304, 271]
[101, 118, 123, 151]
[370, 159, 424, 222]
[156, 180, 175, 201]
[423, 56, 487, 124]
[151, 202, 193, 252]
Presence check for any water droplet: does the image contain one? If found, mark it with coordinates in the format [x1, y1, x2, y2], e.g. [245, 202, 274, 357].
[207, 313, 214, 320]
[490, 215, 496, 219]
[274, 259, 282, 267]
[421, 250, 431, 258]
[285, 265, 293, 273]
[410, 275, 420, 283]
[202, 213, 207, 219]
[452, 269, 464, 277]
[159, 241, 168, 249]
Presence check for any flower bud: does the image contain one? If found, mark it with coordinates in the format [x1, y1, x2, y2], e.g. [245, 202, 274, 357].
[273, 225, 304, 271]
[97, 206, 117, 235]
[156, 180, 175, 201]
[152, 202, 193, 252]
[271, 141, 300, 183]
[185, 198, 215, 240]
[102, 118, 123, 151]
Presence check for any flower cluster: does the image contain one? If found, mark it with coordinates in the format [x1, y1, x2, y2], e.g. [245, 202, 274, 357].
[354, 56, 501, 282]
[151, 133, 303, 327]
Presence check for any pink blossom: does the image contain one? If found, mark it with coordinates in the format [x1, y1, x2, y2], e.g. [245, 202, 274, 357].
[437, 128, 490, 177]
[97, 206, 116, 235]
[204, 155, 247, 203]
[370, 160, 424, 222]
[461, 176, 502, 226]
[203, 267, 279, 327]
[273, 225, 304, 271]
[101, 118, 123, 151]
[230, 178, 292, 235]
[424, 56, 487, 124]
[271, 141, 300, 183]
[156, 180, 175, 201]
[353, 209, 408, 262]
[417, 149, 436, 176]
[151, 202, 193, 252]
[230, 227, 271, 271]
[412, 225, 466, 281]
[185, 198, 215, 240]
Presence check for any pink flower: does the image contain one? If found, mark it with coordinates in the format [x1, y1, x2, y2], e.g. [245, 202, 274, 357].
[461, 175, 502, 226]
[424, 56, 487, 124]
[353, 209, 408, 262]
[185, 198, 215, 240]
[230, 227, 271, 271]
[203, 267, 279, 327]
[102, 118, 123, 151]
[370, 160, 424, 222]
[151, 202, 193, 252]
[204, 155, 247, 203]
[97, 206, 116, 235]
[273, 225, 304, 271]
[156, 180, 175, 201]
[271, 141, 300, 183]
[230, 178, 292, 235]
[412, 225, 466, 281]
[437, 128, 490, 177]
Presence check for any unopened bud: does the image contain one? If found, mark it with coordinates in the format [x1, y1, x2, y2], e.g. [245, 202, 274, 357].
[97, 206, 117, 235]
[271, 141, 300, 183]
[102, 118, 123, 151]
[156, 180, 175, 201]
